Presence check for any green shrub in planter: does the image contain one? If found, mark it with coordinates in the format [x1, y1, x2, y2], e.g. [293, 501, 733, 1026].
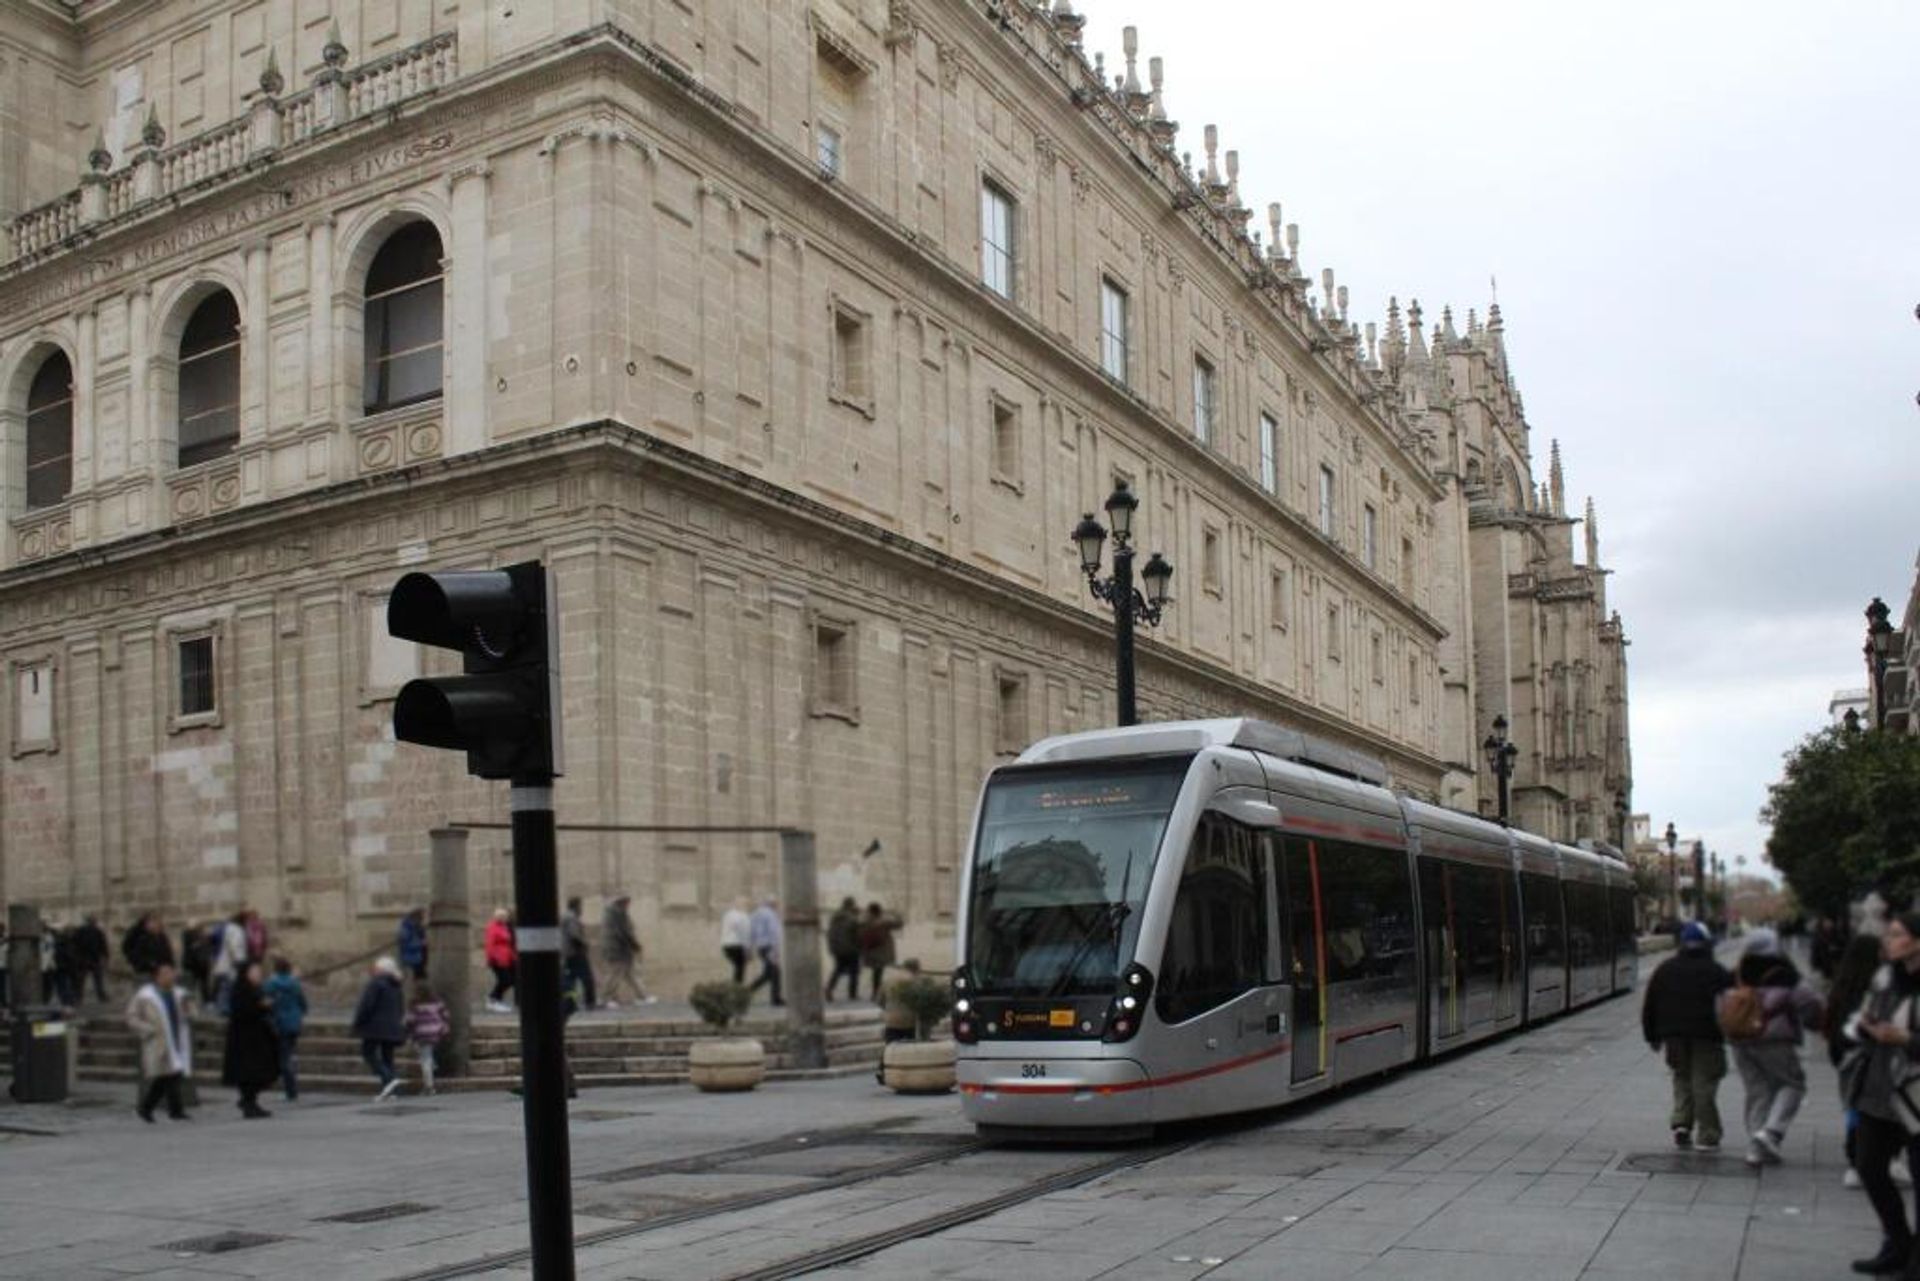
[889, 975, 953, 1040]
[689, 981, 752, 1031]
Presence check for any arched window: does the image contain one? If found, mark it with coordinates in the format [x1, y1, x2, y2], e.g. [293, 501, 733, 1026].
[363, 221, 444, 413]
[25, 351, 73, 509]
[178, 290, 241, 468]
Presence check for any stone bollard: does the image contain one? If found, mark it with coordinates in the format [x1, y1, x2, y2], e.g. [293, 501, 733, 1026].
[779, 830, 826, 1070]
[428, 828, 472, 1075]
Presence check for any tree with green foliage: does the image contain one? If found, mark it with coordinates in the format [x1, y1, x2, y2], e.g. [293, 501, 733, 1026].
[1762, 726, 1920, 917]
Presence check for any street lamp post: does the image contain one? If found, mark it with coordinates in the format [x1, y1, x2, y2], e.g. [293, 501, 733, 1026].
[1073, 481, 1174, 728]
[1868, 597, 1895, 728]
[1692, 839, 1707, 924]
[1482, 715, 1519, 825]
[1665, 821, 1679, 928]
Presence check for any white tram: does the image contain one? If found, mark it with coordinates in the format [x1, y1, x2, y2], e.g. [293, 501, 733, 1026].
[951, 718, 1637, 1136]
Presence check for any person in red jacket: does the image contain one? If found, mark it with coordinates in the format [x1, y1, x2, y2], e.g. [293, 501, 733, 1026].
[484, 908, 517, 1013]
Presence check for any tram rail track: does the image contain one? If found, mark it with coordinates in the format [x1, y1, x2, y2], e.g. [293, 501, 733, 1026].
[394, 1127, 1186, 1281]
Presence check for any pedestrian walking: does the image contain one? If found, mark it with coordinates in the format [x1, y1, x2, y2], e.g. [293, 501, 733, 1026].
[243, 909, 269, 968]
[601, 895, 654, 1007]
[127, 961, 192, 1122]
[181, 922, 213, 1002]
[1830, 933, 1893, 1190]
[352, 957, 408, 1099]
[222, 961, 280, 1119]
[262, 957, 308, 1103]
[72, 915, 109, 1003]
[859, 902, 903, 1003]
[1838, 913, 1920, 1276]
[122, 911, 175, 977]
[1727, 927, 1824, 1168]
[561, 897, 597, 1011]
[720, 899, 752, 984]
[41, 921, 76, 1007]
[747, 897, 784, 1006]
[211, 911, 249, 1014]
[397, 907, 429, 981]
[825, 897, 862, 1001]
[484, 908, 517, 1012]
[405, 982, 450, 1095]
[1641, 920, 1734, 1150]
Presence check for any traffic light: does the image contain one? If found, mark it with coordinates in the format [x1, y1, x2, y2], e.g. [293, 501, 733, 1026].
[387, 560, 563, 780]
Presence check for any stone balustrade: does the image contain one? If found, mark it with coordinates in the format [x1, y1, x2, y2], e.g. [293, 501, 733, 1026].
[3, 31, 458, 270]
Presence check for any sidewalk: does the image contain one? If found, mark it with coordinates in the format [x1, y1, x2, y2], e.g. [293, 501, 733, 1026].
[0, 956, 1877, 1280]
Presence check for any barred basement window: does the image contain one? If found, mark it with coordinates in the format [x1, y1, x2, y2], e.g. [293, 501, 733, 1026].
[178, 635, 216, 718]
[815, 122, 843, 177]
[177, 291, 241, 469]
[363, 221, 445, 413]
[24, 351, 73, 509]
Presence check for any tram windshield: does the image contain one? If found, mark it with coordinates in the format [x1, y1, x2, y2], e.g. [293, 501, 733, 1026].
[965, 757, 1189, 996]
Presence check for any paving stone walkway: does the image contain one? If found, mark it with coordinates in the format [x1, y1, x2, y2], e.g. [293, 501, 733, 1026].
[0, 945, 1880, 1280]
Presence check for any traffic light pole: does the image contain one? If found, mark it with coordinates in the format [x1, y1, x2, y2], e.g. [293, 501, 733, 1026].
[511, 780, 575, 1281]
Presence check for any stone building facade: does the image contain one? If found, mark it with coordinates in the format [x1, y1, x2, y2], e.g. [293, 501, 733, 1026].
[0, 0, 1628, 989]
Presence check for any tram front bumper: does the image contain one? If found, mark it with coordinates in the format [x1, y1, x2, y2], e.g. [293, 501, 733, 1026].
[957, 1052, 1151, 1128]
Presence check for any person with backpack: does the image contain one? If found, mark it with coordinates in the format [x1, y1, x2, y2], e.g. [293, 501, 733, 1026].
[262, 957, 309, 1103]
[825, 898, 862, 1002]
[1727, 927, 1825, 1169]
[1641, 921, 1734, 1150]
[1837, 913, 1920, 1276]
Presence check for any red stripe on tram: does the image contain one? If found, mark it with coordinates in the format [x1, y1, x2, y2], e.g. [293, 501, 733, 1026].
[1280, 815, 1405, 848]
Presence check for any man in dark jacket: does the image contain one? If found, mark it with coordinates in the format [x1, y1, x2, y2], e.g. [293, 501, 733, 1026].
[122, 912, 176, 977]
[825, 898, 861, 1001]
[351, 957, 408, 1101]
[1642, 921, 1734, 1150]
[71, 916, 109, 1002]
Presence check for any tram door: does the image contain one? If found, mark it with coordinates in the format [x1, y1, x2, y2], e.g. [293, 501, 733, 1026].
[1281, 837, 1327, 1083]
[1494, 872, 1517, 1022]
[1420, 858, 1464, 1042]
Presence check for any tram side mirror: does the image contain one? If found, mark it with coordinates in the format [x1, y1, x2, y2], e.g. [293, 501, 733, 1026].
[1213, 795, 1282, 828]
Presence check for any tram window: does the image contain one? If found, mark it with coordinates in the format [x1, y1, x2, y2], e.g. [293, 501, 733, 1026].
[1157, 814, 1268, 1024]
[1455, 864, 1509, 989]
[1565, 880, 1605, 967]
[1521, 871, 1565, 969]
[1611, 886, 1636, 959]
[1298, 837, 1415, 983]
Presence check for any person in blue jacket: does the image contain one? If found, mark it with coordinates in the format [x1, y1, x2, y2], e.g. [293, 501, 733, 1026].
[397, 908, 429, 981]
[261, 957, 309, 1102]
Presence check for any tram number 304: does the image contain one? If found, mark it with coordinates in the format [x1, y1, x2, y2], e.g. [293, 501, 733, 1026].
[1020, 1063, 1048, 1079]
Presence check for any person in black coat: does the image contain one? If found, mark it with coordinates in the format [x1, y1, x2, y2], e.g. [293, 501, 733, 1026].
[71, 916, 109, 1002]
[122, 912, 176, 977]
[351, 957, 408, 1100]
[222, 962, 280, 1118]
[1642, 921, 1734, 1150]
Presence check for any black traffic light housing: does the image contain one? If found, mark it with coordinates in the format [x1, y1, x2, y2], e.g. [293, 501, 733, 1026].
[388, 560, 563, 780]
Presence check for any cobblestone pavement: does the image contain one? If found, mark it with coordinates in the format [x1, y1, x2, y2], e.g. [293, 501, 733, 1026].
[0, 954, 1874, 1280]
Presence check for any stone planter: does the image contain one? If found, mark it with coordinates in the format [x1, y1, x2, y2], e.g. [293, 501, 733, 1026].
[688, 1036, 765, 1092]
[882, 1038, 955, 1094]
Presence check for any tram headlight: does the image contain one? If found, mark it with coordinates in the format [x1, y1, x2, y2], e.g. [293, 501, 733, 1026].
[1103, 963, 1155, 1043]
[954, 998, 972, 1015]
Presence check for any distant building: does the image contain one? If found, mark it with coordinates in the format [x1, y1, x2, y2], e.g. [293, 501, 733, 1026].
[0, 3, 1633, 985]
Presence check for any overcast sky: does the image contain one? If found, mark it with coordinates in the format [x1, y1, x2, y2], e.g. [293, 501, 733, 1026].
[1081, 1, 1917, 876]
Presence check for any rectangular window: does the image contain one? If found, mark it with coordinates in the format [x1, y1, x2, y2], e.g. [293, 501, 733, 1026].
[1401, 537, 1415, 595]
[1100, 277, 1129, 382]
[1318, 466, 1337, 539]
[830, 302, 872, 411]
[1371, 633, 1385, 684]
[996, 672, 1029, 755]
[14, 662, 53, 749]
[1202, 526, 1223, 595]
[178, 636, 216, 718]
[815, 123, 843, 176]
[1268, 570, 1289, 630]
[1325, 604, 1342, 661]
[990, 398, 1021, 489]
[1408, 654, 1421, 703]
[811, 617, 857, 720]
[1192, 356, 1216, 445]
[981, 180, 1015, 300]
[1259, 412, 1279, 494]
[1363, 505, 1378, 570]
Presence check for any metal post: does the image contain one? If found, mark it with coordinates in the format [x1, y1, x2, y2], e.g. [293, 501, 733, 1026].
[428, 827, 472, 1076]
[780, 829, 827, 1070]
[1693, 841, 1707, 924]
[1113, 542, 1137, 727]
[509, 781, 574, 1281]
[6, 905, 41, 1011]
[1495, 760, 1511, 825]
